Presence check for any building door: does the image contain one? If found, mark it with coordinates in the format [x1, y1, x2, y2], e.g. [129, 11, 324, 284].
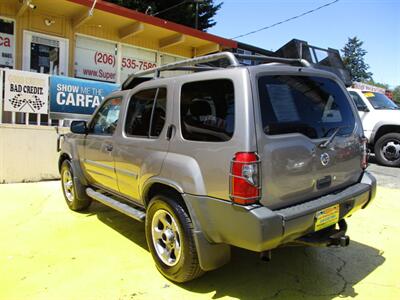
[23, 31, 68, 76]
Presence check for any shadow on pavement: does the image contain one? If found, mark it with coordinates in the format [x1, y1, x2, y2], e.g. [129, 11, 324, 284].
[88, 202, 385, 300]
[182, 243, 384, 299]
[88, 201, 148, 251]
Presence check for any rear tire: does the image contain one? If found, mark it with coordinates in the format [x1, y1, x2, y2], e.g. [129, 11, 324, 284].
[60, 160, 92, 211]
[374, 133, 400, 167]
[145, 194, 204, 283]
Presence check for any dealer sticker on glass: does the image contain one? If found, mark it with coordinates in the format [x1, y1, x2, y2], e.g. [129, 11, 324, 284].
[315, 204, 340, 231]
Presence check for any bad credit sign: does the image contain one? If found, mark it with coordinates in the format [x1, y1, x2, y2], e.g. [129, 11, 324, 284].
[4, 69, 49, 114]
[49, 76, 119, 119]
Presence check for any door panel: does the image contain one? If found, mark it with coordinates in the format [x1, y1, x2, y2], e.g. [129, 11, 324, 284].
[83, 136, 118, 191]
[82, 97, 121, 192]
[114, 87, 170, 203]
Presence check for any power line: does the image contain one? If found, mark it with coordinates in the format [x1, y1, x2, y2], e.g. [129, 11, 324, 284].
[231, 0, 340, 40]
[152, 1, 188, 17]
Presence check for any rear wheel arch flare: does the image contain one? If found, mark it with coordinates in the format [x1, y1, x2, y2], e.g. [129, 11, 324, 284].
[144, 183, 188, 214]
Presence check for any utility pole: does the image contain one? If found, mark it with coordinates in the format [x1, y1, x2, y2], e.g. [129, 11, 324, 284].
[194, 0, 204, 30]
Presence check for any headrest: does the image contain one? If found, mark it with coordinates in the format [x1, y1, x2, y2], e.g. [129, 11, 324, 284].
[190, 100, 211, 116]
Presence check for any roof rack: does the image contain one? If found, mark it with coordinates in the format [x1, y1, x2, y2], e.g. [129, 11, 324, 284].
[122, 51, 311, 90]
[235, 53, 311, 67]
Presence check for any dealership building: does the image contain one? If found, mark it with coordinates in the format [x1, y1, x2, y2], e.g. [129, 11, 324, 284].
[0, 0, 237, 122]
[0, 0, 238, 183]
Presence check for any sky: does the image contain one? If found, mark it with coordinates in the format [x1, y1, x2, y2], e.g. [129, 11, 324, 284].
[208, 0, 400, 88]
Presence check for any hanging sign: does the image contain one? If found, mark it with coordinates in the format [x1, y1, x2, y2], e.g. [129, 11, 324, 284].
[49, 75, 120, 119]
[3, 69, 49, 114]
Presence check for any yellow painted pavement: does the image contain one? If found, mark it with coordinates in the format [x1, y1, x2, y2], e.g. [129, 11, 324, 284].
[0, 181, 399, 300]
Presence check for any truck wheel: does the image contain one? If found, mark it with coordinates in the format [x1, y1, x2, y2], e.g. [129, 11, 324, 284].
[374, 133, 400, 167]
[60, 160, 92, 211]
[145, 194, 204, 283]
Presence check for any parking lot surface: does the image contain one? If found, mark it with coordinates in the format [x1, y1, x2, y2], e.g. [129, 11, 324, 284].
[1, 167, 399, 300]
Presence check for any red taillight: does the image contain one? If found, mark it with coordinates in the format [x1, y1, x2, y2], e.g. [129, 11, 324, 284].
[361, 137, 369, 169]
[230, 152, 261, 205]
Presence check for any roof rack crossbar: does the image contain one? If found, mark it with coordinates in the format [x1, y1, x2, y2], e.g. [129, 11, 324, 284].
[168, 66, 222, 72]
[123, 52, 240, 89]
[235, 53, 311, 67]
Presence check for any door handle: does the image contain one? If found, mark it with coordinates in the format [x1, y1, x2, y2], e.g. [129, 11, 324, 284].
[166, 125, 175, 141]
[105, 144, 113, 152]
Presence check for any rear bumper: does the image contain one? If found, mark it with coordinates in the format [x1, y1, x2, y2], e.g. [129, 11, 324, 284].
[184, 171, 376, 252]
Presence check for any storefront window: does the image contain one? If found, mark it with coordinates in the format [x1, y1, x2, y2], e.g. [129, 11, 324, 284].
[120, 44, 157, 82]
[0, 17, 15, 69]
[30, 36, 60, 74]
[74, 35, 118, 83]
[160, 54, 186, 77]
[23, 31, 68, 75]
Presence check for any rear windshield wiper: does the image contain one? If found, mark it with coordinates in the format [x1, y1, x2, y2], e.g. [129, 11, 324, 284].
[319, 126, 348, 148]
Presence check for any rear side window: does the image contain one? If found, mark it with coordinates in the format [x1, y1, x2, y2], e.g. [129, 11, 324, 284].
[258, 76, 355, 139]
[181, 79, 234, 142]
[125, 88, 166, 138]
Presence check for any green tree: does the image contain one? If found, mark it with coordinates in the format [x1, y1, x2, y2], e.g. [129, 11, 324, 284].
[392, 86, 400, 104]
[105, 0, 222, 31]
[341, 36, 373, 82]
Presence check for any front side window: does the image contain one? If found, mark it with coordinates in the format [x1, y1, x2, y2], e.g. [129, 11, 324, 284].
[349, 91, 368, 111]
[258, 76, 355, 139]
[181, 79, 235, 142]
[90, 98, 121, 135]
[125, 88, 166, 137]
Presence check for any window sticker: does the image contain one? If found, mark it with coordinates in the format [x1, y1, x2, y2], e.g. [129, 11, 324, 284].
[363, 92, 375, 98]
[266, 84, 300, 122]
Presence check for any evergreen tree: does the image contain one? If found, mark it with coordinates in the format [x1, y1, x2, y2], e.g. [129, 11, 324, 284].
[341, 37, 373, 82]
[105, 0, 222, 31]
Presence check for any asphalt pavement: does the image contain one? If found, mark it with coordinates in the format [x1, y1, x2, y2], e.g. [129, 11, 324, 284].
[0, 176, 399, 300]
[368, 156, 400, 189]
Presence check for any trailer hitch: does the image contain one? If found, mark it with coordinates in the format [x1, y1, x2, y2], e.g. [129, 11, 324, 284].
[293, 219, 350, 247]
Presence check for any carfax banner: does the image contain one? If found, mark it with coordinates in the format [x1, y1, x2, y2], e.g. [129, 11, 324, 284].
[49, 76, 120, 119]
[3, 69, 49, 114]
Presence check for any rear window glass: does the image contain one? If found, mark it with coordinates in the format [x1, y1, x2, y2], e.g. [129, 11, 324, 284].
[181, 79, 234, 142]
[258, 76, 355, 139]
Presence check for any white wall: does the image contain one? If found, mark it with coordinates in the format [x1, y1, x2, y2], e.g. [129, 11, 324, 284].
[0, 124, 69, 183]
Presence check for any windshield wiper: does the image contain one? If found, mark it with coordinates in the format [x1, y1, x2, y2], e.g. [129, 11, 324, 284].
[319, 126, 347, 148]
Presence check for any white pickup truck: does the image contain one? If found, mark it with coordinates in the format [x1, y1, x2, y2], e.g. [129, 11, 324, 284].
[348, 88, 400, 167]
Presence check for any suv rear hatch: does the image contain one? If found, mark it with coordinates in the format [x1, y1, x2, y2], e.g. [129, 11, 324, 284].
[254, 74, 363, 209]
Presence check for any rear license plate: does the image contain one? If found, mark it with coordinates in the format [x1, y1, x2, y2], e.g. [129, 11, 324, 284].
[314, 204, 339, 231]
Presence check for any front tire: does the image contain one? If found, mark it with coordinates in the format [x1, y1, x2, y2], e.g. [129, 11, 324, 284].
[374, 133, 400, 167]
[145, 194, 204, 283]
[60, 160, 92, 211]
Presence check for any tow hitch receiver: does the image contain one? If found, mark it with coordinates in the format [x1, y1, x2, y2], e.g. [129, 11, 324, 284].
[294, 219, 350, 247]
[329, 235, 350, 247]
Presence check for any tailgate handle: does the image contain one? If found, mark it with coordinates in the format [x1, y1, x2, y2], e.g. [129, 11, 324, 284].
[317, 176, 332, 189]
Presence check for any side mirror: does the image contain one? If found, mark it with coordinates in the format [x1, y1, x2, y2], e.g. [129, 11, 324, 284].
[70, 120, 88, 134]
[361, 106, 370, 112]
[357, 105, 369, 112]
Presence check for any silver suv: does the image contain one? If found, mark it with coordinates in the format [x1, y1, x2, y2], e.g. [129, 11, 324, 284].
[59, 52, 376, 283]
